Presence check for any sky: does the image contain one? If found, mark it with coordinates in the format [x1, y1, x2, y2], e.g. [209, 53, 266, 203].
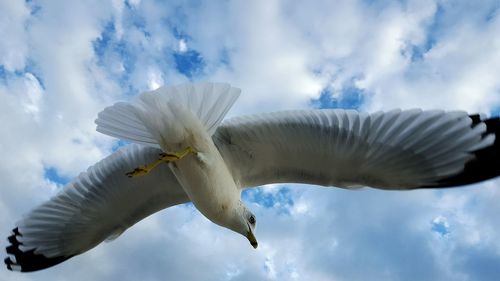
[1, 0, 500, 280]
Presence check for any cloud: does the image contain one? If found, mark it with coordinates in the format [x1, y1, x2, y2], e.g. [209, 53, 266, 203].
[1, 0, 500, 280]
[0, 1, 30, 72]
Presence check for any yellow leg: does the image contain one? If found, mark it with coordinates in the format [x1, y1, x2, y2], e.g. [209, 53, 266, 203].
[126, 146, 196, 178]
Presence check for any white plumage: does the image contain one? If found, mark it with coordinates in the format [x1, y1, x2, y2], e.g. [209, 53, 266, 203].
[5, 82, 500, 272]
[17, 144, 187, 258]
[215, 109, 493, 189]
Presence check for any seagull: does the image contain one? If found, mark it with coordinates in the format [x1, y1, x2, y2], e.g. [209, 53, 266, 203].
[5, 82, 500, 272]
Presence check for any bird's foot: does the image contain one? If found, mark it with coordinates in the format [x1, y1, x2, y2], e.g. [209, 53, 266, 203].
[126, 146, 196, 178]
[125, 166, 150, 178]
[160, 146, 196, 162]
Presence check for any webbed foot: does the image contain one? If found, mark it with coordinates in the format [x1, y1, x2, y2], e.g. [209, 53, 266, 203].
[126, 146, 196, 178]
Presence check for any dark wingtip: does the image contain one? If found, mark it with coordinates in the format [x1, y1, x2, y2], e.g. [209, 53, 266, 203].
[4, 227, 73, 272]
[431, 115, 500, 188]
[5, 257, 13, 270]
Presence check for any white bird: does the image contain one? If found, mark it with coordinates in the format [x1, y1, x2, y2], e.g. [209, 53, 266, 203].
[5, 82, 500, 272]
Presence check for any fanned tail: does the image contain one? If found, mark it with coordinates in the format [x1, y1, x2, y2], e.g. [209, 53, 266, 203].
[95, 82, 241, 147]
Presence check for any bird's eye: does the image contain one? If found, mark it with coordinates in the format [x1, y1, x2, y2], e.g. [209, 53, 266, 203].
[249, 215, 256, 225]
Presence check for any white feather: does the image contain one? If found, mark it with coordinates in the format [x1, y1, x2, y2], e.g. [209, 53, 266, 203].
[215, 109, 492, 189]
[16, 144, 188, 258]
[95, 82, 240, 148]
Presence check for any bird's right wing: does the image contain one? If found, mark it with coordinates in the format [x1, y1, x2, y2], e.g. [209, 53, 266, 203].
[214, 109, 499, 190]
[5, 144, 189, 272]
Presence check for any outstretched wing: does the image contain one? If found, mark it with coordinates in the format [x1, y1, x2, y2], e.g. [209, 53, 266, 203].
[5, 144, 189, 272]
[214, 109, 499, 189]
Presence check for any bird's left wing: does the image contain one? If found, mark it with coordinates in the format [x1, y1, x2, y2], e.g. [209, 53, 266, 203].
[214, 109, 499, 190]
[5, 144, 189, 272]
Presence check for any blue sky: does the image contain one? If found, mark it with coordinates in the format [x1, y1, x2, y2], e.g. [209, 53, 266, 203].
[1, 0, 500, 280]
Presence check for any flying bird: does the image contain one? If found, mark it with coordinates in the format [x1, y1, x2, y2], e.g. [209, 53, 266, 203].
[5, 82, 500, 272]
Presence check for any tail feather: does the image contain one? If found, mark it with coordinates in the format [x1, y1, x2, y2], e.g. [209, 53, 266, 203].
[95, 82, 241, 147]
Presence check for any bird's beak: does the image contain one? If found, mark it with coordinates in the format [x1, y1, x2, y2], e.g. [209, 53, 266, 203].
[246, 224, 258, 249]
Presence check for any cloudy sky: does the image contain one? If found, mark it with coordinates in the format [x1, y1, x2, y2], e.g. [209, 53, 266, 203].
[1, 0, 500, 280]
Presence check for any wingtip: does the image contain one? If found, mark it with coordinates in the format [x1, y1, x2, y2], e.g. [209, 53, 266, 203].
[428, 115, 500, 188]
[4, 256, 19, 271]
[4, 227, 73, 272]
[5, 257, 12, 271]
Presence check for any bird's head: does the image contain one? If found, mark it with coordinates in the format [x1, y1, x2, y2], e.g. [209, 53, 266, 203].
[227, 201, 258, 249]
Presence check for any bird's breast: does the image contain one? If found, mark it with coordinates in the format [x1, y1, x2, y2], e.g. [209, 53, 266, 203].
[168, 141, 239, 226]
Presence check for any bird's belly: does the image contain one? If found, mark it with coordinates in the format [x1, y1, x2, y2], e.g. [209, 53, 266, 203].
[168, 149, 237, 225]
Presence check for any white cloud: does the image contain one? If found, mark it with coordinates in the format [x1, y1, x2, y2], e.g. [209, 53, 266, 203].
[178, 39, 188, 53]
[1, 0, 500, 280]
[0, 1, 30, 71]
[177, 1, 328, 114]
[147, 67, 164, 90]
